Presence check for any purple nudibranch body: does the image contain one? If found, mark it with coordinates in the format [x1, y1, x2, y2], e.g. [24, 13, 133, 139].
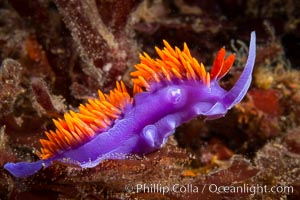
[4, 32, 256, 178]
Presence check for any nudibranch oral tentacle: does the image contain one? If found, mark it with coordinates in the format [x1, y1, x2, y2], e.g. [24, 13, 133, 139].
[4, 32, 256, 178]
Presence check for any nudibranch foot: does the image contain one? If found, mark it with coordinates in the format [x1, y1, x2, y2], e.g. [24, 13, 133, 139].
[4, 32, 256, 178]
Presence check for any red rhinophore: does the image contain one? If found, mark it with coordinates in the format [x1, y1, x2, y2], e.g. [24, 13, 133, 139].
[210, 47, 235, 80]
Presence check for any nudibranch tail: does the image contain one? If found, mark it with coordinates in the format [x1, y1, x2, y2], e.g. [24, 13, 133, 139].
[4, 159, 52, 178]
[38, 81, 132, 159]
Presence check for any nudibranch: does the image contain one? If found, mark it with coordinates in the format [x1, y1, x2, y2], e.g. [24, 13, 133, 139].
[4, 32, 256, 178]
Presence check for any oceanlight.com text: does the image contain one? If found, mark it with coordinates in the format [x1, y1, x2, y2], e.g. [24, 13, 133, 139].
[124, 183, 294, 195]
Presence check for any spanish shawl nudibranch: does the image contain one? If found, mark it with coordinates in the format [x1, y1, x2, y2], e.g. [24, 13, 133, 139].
[4, 32, 256, 178]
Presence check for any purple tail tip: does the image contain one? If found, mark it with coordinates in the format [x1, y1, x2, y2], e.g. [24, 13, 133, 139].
[4, 160, 50, 178]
